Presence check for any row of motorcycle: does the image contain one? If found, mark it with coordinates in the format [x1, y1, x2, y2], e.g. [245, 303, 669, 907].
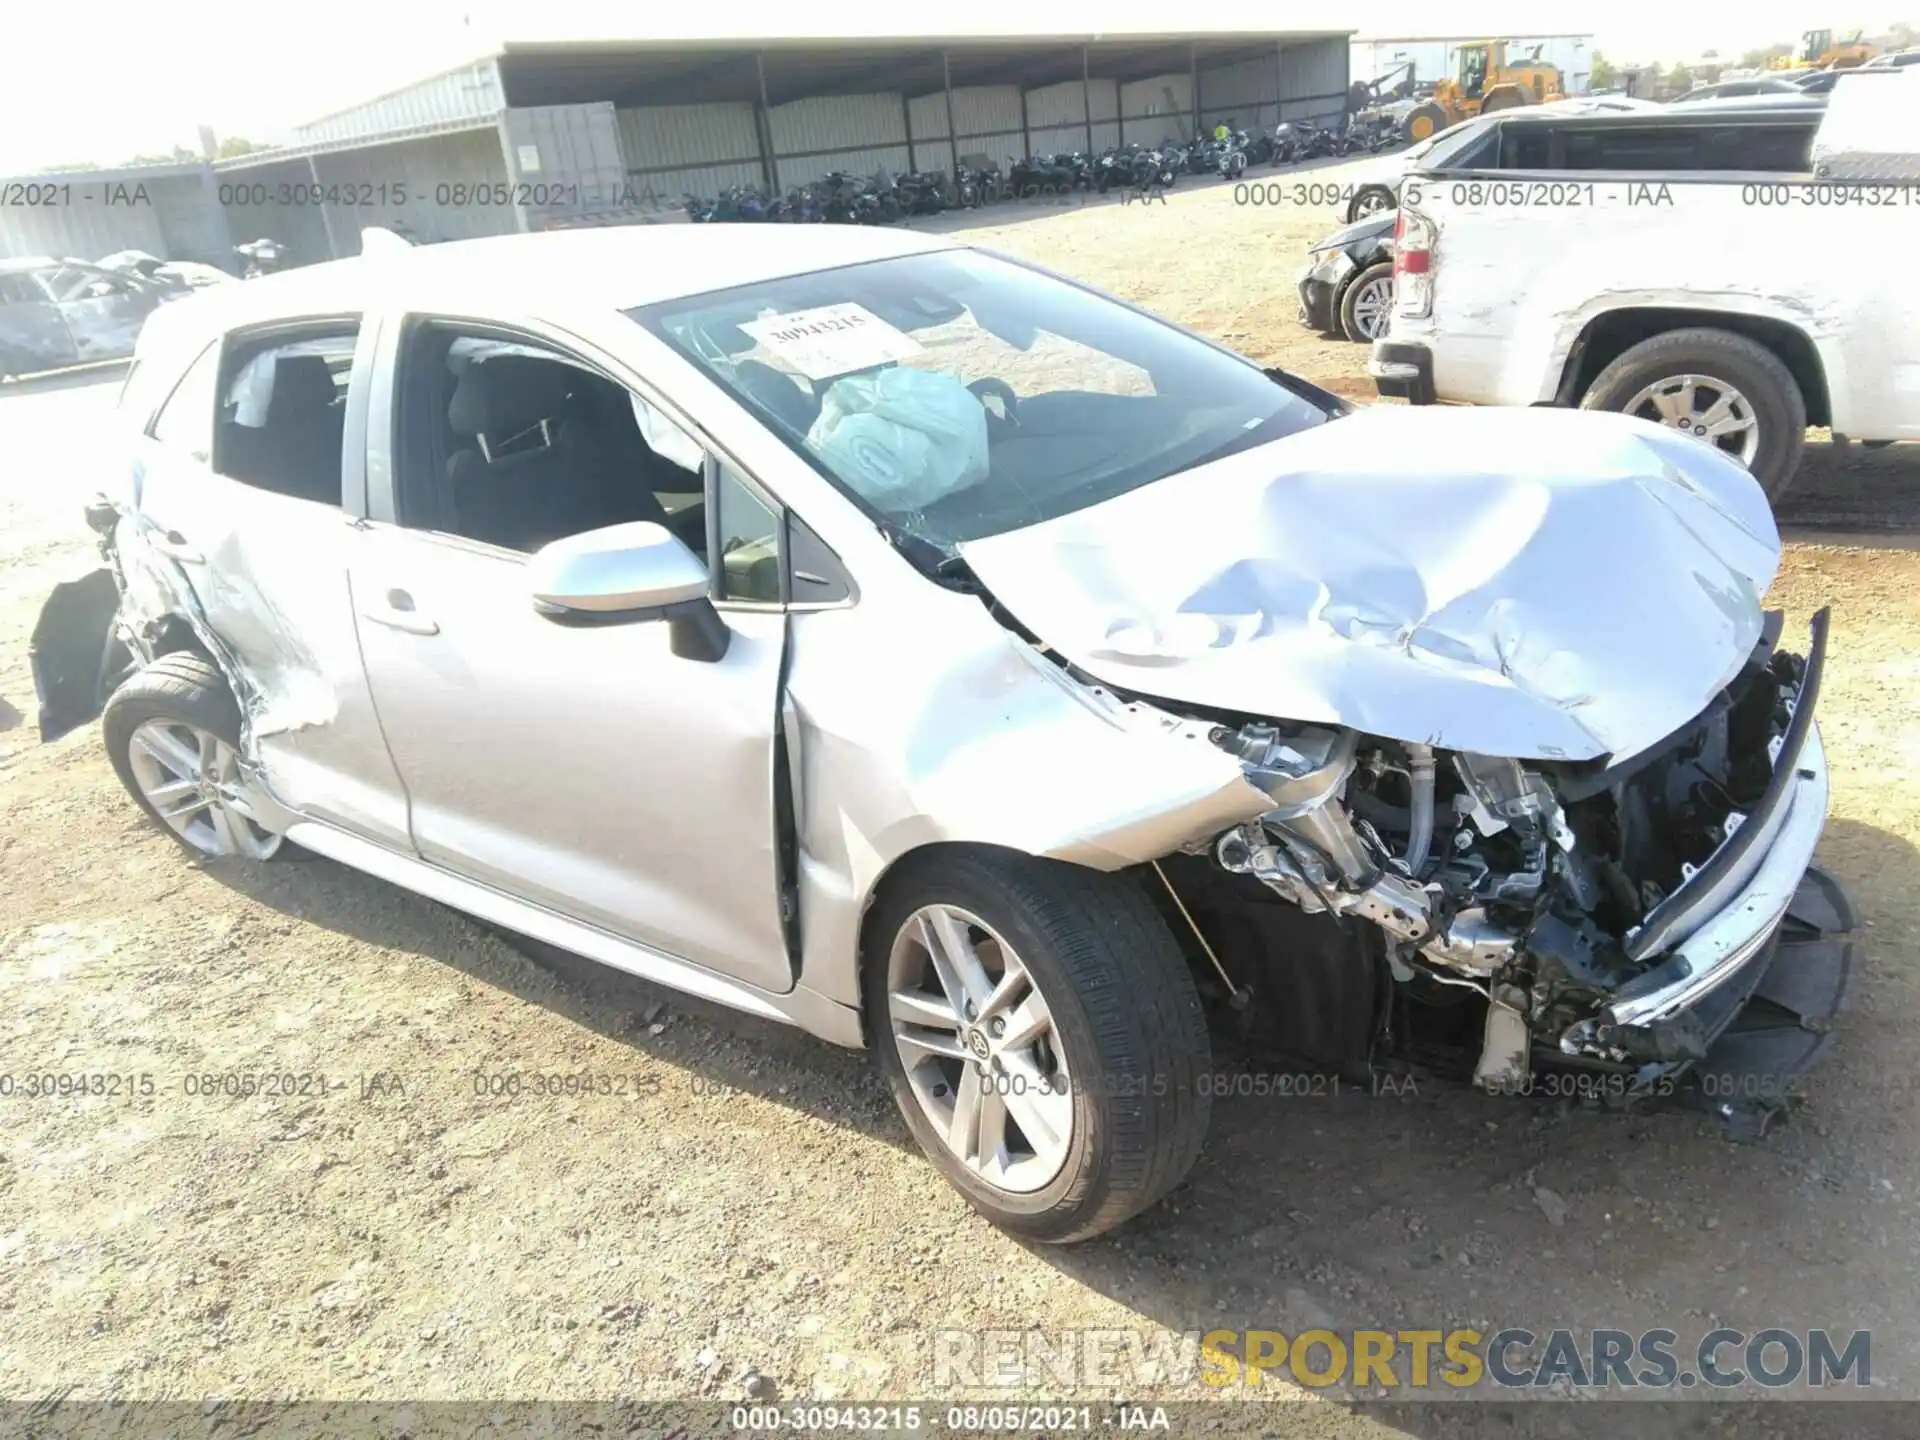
[681, 118, 1409, 223]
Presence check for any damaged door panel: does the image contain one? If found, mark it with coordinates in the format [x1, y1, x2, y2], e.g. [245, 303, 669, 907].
[0, 266, 81, 375]
[122, 321, 414, 848]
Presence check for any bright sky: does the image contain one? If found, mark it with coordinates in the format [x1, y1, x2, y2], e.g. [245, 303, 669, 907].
[3, 1, 1912, 174]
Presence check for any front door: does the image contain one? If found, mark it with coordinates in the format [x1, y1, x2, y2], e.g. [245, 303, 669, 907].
[350, 320, 795, 992]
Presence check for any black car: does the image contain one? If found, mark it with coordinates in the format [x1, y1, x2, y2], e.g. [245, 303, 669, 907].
[1296, 209, 1395, 343]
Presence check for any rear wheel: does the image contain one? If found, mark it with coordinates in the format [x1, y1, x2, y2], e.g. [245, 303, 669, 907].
[103, 652, 286, 860]
[1580, 327, 1807, 501]
[1340, 261, 1396, 343]
[864, 849, 1211, 1243]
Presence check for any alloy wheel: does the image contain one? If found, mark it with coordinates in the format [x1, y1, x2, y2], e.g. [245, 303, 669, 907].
[1348, 275, 1394, 340]
[885, 904, 1073, 1193]
[1622, 373, 1761, 467]
[125, 719, 282, 859]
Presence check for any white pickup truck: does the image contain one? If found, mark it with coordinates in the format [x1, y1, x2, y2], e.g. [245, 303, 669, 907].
[1369, 71, 1919, 500]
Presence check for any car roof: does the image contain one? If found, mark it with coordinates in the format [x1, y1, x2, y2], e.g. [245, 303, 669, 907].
[137, 223, 957, 348]
[1500, 93, 1827, 123]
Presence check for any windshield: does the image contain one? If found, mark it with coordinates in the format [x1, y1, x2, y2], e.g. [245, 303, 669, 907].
[630, 249, 1328, 553]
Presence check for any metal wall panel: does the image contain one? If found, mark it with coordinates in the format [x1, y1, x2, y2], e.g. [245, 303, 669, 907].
[217, 158, 335, 269]
[1024, 78, 1119, 156]
[617, 103, 764, 205]
[768, 93, 911, 190]
[1199, 54, 1283, 131]
[0, 175, 178, 262]
[309, 129, 513, 251]
[906, 85, 1025, 174]
[1279, 38, 1351, 124]
[150, 171, 234, 265]
[290, 60, 506, 147]
[1118, 75, 1196, 144]
[500, 103, 630, 229]
[769, 93, 906, 155]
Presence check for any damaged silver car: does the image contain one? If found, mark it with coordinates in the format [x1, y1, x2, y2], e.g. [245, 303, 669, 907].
[31, 225, 1853, 1242]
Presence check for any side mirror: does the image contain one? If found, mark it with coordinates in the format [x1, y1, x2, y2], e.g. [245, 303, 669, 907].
[526, 521, 730, 661]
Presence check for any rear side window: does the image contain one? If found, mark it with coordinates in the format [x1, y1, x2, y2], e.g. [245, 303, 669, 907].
[212, 328, 358, 507]
[1559, 123, 1814, 173]
[0, 273, 47, 305]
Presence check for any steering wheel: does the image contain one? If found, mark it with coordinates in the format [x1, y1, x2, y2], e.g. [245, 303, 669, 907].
[967, 377, 1020, 430]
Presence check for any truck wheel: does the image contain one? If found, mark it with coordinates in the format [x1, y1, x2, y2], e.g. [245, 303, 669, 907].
[1340, 262, 1396, 343]
[1580, 327, 1807, 501]
[103, 652, 286, 860]
[863, 849, 1211, 1243]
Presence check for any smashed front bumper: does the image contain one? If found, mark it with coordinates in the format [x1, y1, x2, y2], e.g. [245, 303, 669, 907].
[1570, 612, 1854, 1085]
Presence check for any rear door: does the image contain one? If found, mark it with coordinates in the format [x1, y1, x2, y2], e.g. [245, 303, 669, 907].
[46, 264, 154, 362]
[129, 319, 412, 848]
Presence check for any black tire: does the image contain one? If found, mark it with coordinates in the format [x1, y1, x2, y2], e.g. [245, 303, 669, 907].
[1339, 261, 1396, 343]
[1347, 185, 1395, 223]
[1579, 327, 1807, 501]
[863, 849, 1211, 1243]
[103, 651, 291, 860]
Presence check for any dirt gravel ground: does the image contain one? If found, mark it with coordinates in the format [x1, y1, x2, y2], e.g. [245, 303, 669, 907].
[3, 165, 1920, 1432]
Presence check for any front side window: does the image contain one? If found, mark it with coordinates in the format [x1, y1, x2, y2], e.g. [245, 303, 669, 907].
[632, 249, 1328, 555]
[393, 325, 712, 560]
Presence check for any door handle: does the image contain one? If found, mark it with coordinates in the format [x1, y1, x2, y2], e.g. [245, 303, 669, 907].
[147, 529, 204, 564]
[361, 588, 440, 637]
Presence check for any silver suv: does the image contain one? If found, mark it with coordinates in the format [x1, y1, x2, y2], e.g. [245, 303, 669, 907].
[32, 225, 1853, 1240]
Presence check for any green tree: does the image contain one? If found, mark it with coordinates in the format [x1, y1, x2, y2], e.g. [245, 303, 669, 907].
[215, 137, 270, 158]
[1590, 51, 1617, 89]
[39, 159, 102, 173]
[1666, 62, 1694, 93]
[124, 144, 198, 166]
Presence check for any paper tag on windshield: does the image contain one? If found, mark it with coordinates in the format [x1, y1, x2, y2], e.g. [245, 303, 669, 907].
[741, 303, 923, 380]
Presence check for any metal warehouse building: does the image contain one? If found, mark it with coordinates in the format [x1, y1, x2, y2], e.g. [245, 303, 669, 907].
[2, 29, 1352, 270]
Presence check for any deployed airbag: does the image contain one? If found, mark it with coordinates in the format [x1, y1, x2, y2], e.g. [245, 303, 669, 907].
[805, 367, 991, 511]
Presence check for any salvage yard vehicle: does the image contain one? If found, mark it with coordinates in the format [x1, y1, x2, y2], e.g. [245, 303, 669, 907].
[1369, 74, 1914, 502]
[31, 224, 1852, 1242]
[1296, 210, 1395, 342]
[1330, 96, 1659, 224]
[1399, 40, 1568, 143]
[0, 256, 174, 381]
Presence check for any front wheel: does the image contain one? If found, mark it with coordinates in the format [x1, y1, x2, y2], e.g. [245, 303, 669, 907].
[1340, 261, 1395, 343]
[864, 849, 1211, 1243]
[1579, 327, 1807, 501]
[1349, 185, 1395, 222]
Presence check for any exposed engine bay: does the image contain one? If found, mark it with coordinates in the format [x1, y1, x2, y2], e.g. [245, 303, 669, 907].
[1149, 609, 1847, 1107]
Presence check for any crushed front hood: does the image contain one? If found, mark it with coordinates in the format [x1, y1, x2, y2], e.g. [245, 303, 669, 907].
[959, 405, 1781, 762]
